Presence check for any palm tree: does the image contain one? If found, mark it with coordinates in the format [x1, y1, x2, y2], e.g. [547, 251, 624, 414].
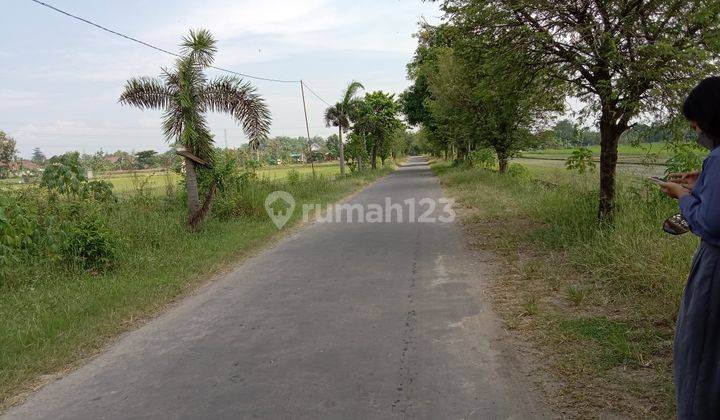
[324, 81, 364, 175]
[119, 29, 270, 230]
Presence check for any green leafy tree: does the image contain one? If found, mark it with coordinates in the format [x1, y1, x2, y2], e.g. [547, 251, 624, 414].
[41, 152, 87, 196]
[416, 29, 561, 171]
[119, 29, 271, 230]
[135, 150, 159, 168]
[0, 131, 17, 177]
[351, 91, 403, 169]
[81, 151, 112, 173]
[442, 0, 720, 217]
[325, 134, 340, 159]
[324, 81, 364, 175]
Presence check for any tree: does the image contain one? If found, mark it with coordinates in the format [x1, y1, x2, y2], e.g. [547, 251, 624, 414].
[135, 150, 158, 168]
[442, 0, 720, 218]
[81, 151, 112, 173]
[119, 29, 271, 230]
[552, 120, 582, 147]
[0, 131, 16, 164]
[324, 81, 364, 175]
[351, 91, 403, 169]
[31, 147, 46, 165]
[326, 134, 340, 159]
[410, 23, 561, 171]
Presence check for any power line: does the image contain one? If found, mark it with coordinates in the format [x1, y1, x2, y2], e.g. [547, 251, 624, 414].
[27, 0, 336, 144]
[29, 0, 300, 84]
[302, 82, 332, 106]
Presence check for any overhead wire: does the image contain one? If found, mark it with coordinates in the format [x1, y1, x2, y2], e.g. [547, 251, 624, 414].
[28, 0, 331, 95]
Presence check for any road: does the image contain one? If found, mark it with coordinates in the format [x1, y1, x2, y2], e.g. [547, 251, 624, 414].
[4, 157, 551, 419]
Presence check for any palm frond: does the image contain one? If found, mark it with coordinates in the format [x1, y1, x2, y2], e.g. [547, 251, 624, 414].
[118, 77, 172, 109]
[181, 29, 216, 68]
[342, 80, 365, 106]
[324, 104, 343, 128]
[203, 76, 272, 144]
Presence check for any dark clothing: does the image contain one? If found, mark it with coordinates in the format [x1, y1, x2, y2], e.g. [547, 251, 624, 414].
[680, 146, 720, 247]
[676, 146, 720, 418]
[674, 241, 720, 419]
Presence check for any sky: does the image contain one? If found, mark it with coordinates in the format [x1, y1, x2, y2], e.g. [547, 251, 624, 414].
[1, 0, 443, 158]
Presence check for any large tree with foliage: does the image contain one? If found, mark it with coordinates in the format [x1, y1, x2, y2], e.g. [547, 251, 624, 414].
[441, 0, 720, 217]
[324, 81, 364, 175]
[120, 29, 270, 230]
[0, 131, 16, 165]
[407, 21, 561, 171]
[351, 91, 403, 169]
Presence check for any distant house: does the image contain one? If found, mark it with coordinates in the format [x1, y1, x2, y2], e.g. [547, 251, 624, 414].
[0, 160, 42, 179]
[289, 153, 306, 163]
[19, 160, 41, 171]
[104, 155, 121, 164]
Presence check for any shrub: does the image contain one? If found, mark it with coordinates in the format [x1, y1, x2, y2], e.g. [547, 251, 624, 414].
[83, 180, 116, 202]
[61, 213, 117, 271]
[469, 148, 497, 169]
[507, 163, 531, 180]
[40, 152, 87, 196]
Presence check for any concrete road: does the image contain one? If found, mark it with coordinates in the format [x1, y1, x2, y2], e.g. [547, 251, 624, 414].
[4, 157, 551, 419]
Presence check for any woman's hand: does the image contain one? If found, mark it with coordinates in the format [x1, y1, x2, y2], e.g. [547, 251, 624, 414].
[667, 171, 700, 190]
[659, 181, 691, 200]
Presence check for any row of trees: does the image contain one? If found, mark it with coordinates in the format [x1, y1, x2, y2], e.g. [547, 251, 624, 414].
[324, 83, 406, 173]
[404, 0, 720, 218]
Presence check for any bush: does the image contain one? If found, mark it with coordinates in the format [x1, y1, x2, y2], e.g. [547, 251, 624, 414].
[506, 163, 531, 180]
[61, 213, 117, 271]
[469, 148, 497, 169]
[83, 180, 116, 202]
[40, 152, 87, 196]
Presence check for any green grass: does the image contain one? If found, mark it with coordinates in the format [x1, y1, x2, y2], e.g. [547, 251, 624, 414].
[0, 164, 391, 409]
[523, 143, 674, 158]
[0, 163, 342, 195]
[432, 160, 689, 416]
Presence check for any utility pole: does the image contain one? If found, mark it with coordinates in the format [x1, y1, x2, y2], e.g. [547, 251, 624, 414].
[300, 80, 315, 177]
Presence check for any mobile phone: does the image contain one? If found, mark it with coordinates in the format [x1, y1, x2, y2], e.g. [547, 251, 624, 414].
[648, 176, 665, 184]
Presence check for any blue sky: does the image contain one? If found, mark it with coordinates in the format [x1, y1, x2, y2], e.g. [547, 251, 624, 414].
[1, 0, 442, 158]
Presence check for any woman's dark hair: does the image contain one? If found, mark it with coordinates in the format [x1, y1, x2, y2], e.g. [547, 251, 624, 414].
[683, 76, 720, 141]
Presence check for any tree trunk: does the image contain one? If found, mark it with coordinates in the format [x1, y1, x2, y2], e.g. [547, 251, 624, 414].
[184, 157, 201, 225]
[338, 127, 346, 176]
[190, 182, 217, 231]
[498, 155, 508, 173]
[598, 112, 621, 220]
[371, 143, 377, 169]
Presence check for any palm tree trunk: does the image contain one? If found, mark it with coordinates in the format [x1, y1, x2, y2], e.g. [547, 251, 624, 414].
[338, 127, 346, 176]
[190, 182, 217, 231]
[184, 157, 201, 225]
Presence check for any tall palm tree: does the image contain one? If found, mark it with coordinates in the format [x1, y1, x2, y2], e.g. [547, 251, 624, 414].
[324, 81, 364, 175]
[119, 29, 270, 230]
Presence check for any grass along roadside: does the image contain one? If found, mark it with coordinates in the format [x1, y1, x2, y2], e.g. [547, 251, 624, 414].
[432, 160, 692, 418]
[0, 165, 393, 411]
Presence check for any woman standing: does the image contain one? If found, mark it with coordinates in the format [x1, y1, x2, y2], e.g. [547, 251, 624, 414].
[660, 76, 720, 419]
